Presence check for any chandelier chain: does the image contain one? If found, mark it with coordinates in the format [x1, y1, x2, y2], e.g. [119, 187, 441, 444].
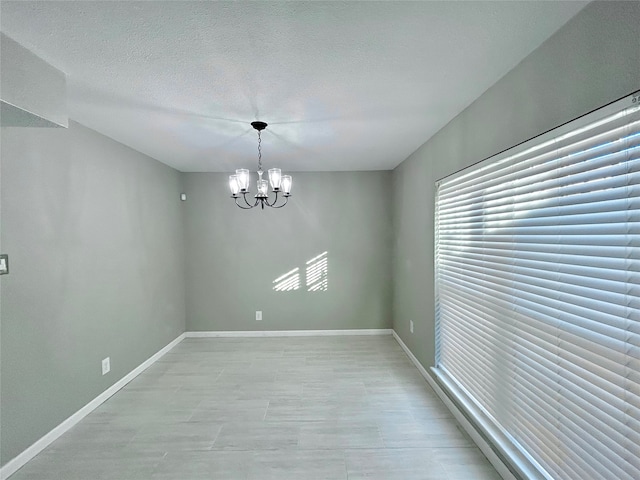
[257, 130, 262, 172]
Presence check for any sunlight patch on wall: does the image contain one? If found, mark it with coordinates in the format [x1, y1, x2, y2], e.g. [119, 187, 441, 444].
[272, 267, 300, 291]
[272, 252, 329, 292]
[306, 251, 328, 292]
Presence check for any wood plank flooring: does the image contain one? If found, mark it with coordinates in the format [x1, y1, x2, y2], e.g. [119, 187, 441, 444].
[9, 335, 502, 479]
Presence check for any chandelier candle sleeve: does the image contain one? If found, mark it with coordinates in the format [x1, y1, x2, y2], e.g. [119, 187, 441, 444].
[268, 168, 282, 190]
[257, 179, 269, 197]
[236, 169, 250, 192]
[229, 175, 240, 196]
[281, 175, 292, 195]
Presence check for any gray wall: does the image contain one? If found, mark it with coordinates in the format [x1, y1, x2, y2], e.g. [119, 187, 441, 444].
[184, 172, 393, 331]
[392, 0, 640, 370]
[0, 122, 186, 465]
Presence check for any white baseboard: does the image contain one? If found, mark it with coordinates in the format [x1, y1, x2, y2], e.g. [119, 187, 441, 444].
[186, 329, 393, 337]
[391, 331, 517, 480]
[0, 333, 186, 480]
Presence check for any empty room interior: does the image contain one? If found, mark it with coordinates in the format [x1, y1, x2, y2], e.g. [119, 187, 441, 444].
[1, 1, 638, 479]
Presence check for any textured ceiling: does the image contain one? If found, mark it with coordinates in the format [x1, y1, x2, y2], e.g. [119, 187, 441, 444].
[1, 1, 587, 172]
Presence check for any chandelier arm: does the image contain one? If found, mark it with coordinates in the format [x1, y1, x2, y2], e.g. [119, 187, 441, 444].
[261, 192, 276, 207]
[242, 192, 255, 208]
[234, 197, 254, 209]
[270, 193, 290, 209]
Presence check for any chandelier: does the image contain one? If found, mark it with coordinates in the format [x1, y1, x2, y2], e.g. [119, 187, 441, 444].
[229, 121, 292, 209]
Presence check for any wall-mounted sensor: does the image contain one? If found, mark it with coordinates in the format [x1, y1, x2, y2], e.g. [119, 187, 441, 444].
[180, 193, 187, 201]
[0, 254, 8, 275]
[102, 357, 110, 375]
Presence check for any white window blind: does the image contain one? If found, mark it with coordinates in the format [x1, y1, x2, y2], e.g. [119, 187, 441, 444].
[434, 94, 640, 480]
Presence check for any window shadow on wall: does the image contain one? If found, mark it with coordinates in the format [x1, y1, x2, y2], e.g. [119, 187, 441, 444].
[272, 251, 328, 292]
[306, 251, 328, 292]
[272, 267, 300, 291]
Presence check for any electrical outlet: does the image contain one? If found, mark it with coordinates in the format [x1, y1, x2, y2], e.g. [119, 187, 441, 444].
[410, 320, 414, 333]
[102, 357, 110, 375]
[256, 310, 262, 321]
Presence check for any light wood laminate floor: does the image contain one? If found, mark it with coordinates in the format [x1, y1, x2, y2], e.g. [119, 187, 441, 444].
[10, 336, 502, 479]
